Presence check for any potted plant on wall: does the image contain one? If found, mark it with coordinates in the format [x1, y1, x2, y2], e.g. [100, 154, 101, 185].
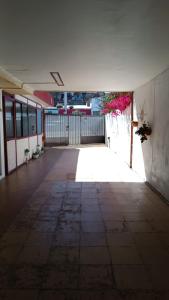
[32, 150, 40, 159]
[24, 148, 30, 164]
[135, 122, 152, 143]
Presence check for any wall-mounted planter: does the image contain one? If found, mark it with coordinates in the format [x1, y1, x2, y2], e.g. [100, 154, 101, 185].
[135, 122, 152, 143]
[132, 121, 138, 127]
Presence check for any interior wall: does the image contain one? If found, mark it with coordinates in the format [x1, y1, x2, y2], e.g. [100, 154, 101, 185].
[133, 67, 169, 200]
[0, 90, 5, 179]
[105, 104, 131, 167]
[7, 140, 17, 172]
[16, 138, 29, 166]
[29, 136, 38, 156]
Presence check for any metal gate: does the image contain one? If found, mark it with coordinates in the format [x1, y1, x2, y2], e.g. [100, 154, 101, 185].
[45, 115, 105, 145]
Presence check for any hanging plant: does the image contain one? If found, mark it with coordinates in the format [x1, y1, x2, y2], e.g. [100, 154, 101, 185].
[135, 122, 152, 143]
[101, 94, 131, 117]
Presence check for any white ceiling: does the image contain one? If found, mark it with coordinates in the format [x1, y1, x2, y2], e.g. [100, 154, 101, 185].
[0, 0, 169, 92]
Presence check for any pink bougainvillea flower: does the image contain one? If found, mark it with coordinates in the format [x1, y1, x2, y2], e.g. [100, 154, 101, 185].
[102, 95, 131, 117]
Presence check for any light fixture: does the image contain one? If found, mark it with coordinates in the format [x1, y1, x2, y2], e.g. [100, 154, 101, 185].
[50, 72, 64, 86]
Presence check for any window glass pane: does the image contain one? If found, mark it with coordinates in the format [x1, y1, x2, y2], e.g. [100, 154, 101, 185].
[37, 109, 42, 134]
[22, 104, 28, 137]
[5, 100, 14, 138]
[16, 102, 22, 137]
[28, 106, 37, 135]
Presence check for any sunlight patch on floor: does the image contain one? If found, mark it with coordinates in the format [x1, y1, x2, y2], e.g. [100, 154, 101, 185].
[75, 145, 144, 183]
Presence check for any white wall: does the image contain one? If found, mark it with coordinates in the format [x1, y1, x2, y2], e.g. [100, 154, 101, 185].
[7, 140, 17, 172]
[16, 138, 29, 166]
[0, 90, 5, 179]
[105, 104, 131, 167]
[133, 67, 169, 200]
[29, 136, 38, 156]
[38, 134, 43, 147]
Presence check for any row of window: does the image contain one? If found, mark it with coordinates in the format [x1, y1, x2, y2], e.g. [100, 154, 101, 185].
[5, 99, 43, 139]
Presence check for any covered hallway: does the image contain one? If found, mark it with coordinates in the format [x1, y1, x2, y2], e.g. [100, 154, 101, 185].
[0, 146, 169, 299]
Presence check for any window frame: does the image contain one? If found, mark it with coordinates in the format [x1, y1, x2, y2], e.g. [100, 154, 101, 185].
[4, 95, 15, 141]
[3, 93, 43, 141]
[21, 102, 29, 138]
[37, 108, 43, 135]
[28, 105, 37, 137]
[15, 101, 22, 138]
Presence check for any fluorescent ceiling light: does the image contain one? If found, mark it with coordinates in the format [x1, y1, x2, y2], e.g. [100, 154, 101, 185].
[50, 72, 64, 86]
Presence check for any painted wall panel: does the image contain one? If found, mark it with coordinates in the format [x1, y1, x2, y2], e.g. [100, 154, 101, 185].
[16, 138, 29, 166]
[37, 134, 43, 147]
[7, 140, 16, 172]
[29, 136, 38, 156]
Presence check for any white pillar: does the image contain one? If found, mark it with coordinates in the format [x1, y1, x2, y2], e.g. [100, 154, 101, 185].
[64, 92, 67, 114]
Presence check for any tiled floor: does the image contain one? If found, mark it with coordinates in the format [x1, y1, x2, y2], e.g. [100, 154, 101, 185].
[0, 145, 169, 299]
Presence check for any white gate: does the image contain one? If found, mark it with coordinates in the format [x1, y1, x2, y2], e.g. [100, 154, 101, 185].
[45, 115, 105, 145]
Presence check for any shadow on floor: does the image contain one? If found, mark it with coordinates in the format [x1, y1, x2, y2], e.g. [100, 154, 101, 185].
[0, 148, 80, 233]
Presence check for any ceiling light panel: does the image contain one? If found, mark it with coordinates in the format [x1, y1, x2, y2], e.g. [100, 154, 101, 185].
[50, 72, 64, 86]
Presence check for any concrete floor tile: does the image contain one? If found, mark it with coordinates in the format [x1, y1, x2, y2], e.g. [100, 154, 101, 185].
[127, 221, 155, 233]
[120, 290, 168, 300]
[42, 265, 79, 289]
[48, 246, 79, 264]
[109, 246, 142, 264]
[80, 233, 106, 246]
[32, 221, 57, 233]
[102, 212, 125, 221]
[0, 245, 22, 264]
[0, 290, 39, 300]
[0, 265, 13, 289]
[79, 265, 114, 289]
[81, 221, 105, 232]
[80, 247, 111, 264]
[0, 231, 29, 248]
[146, 264, 169, 290]
[80, 290, 122, 300]
[106, 232, 135, 246]
[12, 265, 43, 289]
[37, 291, 67, 300]
[113, 265, 152, 289]
[57, 221, 81, 233]
[138, 246, 169, 264]
[133, 233, 164, 247]
[17, 245, 50, 264]
[81, 212, 103, 221]
[105, 221, 128, 233]
[25, 232, 53, 246]
[151, 221, 169, 232]
[53, 232, 80, 247]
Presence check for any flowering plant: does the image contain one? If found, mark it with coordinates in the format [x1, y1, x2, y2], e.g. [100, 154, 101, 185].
[135, 122, 152, 143]
[101, 94, 131, 116]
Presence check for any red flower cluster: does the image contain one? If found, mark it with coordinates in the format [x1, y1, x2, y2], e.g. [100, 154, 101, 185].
[101, 95, 131, 116]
